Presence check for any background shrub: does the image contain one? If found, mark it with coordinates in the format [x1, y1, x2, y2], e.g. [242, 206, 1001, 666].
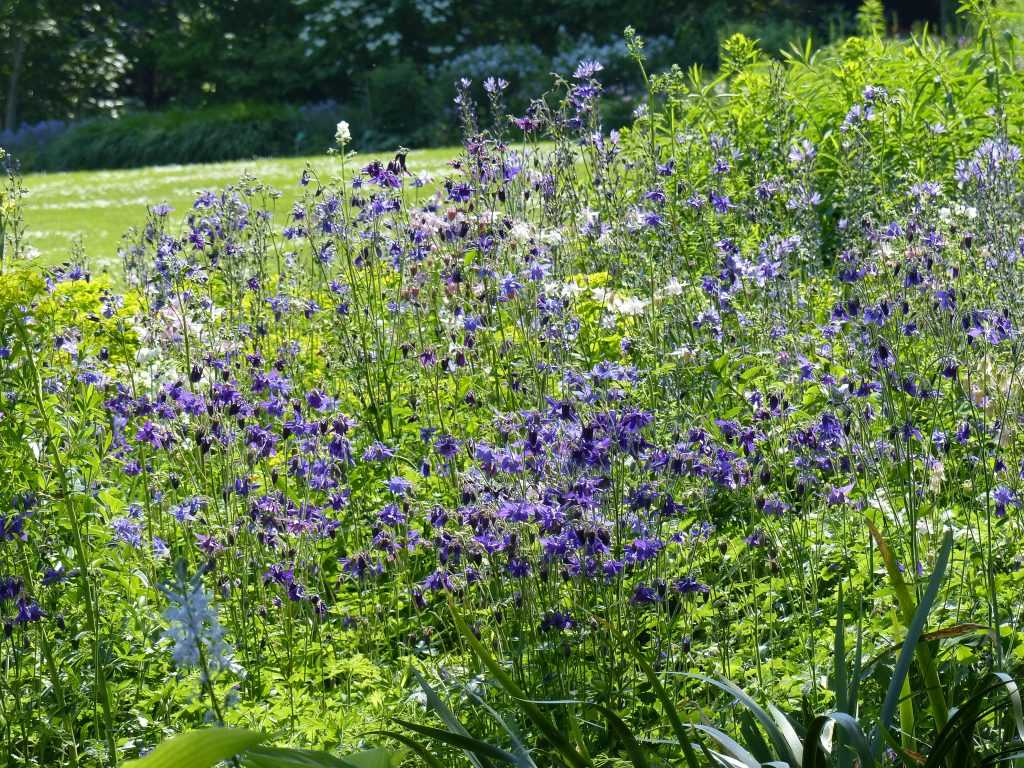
[29, 103, 338, 172]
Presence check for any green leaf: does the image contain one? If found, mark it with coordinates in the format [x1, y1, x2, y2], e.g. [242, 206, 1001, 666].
[766, 702, 803, 765]
[393, 718, 518, 764]
[241, 746, 400, 768]
[869, 521, 951, 734]
[125, 728, 265, 768]
[373, 732, 448, 768]
[622, 639, 702, 768]
[685, 674, 800, 766]
[737, 711, 773, 764]
[339, 748, 403, 768]
[804, 713, 875, 768]
[687, 724, 760, 768]
[457, 672, 538, 767]
[992, 671, 1024, 745]
[833, 585, 848, 715]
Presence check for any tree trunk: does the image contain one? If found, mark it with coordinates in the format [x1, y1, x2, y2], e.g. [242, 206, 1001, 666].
[5, 35, 27, 131]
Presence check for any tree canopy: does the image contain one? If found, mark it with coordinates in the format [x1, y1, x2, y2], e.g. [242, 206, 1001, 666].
[0, 0, 942, 130]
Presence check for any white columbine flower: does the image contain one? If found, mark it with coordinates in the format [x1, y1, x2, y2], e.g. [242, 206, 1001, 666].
[335, 120, 351, 146]
[656, 277, 684, 300]
[608, 293, 650, 316]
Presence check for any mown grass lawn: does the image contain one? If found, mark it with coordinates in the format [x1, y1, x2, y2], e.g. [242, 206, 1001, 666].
[21, 146, 460, 275]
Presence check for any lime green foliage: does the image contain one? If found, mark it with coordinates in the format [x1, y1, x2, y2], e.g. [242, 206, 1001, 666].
[856, 0, 887, 38]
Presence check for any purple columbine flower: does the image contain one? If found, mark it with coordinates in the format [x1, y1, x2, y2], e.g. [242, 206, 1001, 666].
[0, 576, 22, 601]
[15, 598, 44, 624]
[507, 558, 532, 578]
[629, 583, 660, 605]
[710, 190, 733, 214]
[827, 483, 854, 506]
[422, 569, 454, 592]
[378, 503, 407, 527]
[994, 485, 1017, 516]
[111, 517, 143, 549]
[574, 59, 603, 79]
[387, 476, 413, 496]
[362, 441, 396, 461]
[625, 537, 663, 564]
[674, 576, 710, 595]
[539, 611, 575, 632]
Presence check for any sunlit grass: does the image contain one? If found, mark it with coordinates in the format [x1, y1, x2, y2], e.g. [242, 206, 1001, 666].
[21, 146, 461, 276]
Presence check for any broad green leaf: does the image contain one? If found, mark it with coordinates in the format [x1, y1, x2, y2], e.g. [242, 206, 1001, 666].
[689, 724, 760, 768]
[686, 674, 800, 766]
[242, 746, 401, 768]
[125, 728, 265, 768]
[375, 733, 447, 768]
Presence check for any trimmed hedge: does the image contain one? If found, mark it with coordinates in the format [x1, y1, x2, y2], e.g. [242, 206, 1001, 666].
[28, 103, 339, 172]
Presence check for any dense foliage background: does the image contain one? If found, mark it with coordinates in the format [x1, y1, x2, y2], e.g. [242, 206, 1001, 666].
[0, 0, 947, 169]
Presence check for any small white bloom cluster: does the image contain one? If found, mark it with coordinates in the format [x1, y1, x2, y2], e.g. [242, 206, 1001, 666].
[162, 573, 244, 681]
[335, 120, 351, 146]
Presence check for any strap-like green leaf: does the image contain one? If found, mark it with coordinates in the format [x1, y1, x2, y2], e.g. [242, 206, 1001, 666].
[688, 724, 760, 768]
[457, 671, 538, 767]
[373, 732, 448, 768]
[869, 522, 951, 736]
[685, 674, 800, 766]
[992, 672, 1024, 746]
[834, 585, 848, 715]
[878, 530, 953, 738]
[125, 728, 265, 768]
[393, 718, 519, 764]
[616, 630, 702, 768]
[804, 713, 875, 768]
[242, 745, 400, 768]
